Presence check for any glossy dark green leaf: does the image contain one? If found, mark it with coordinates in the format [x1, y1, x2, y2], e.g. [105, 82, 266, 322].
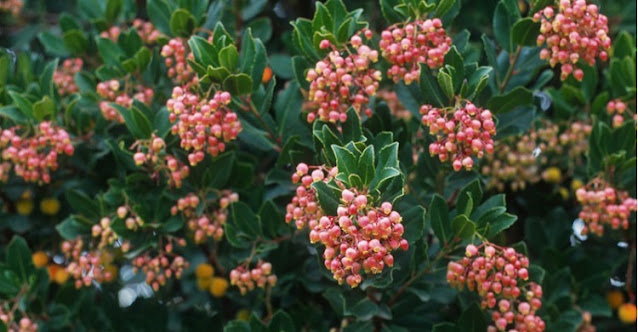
[7, 236, 33, 282]
[170, 8, 196, 37]
[428, 195, 450, 243]
[312, 181, 340, 215]
[511, 18, 541, 47]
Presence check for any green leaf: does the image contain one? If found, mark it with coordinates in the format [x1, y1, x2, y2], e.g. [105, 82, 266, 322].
[33, 96, 55, 121]
[96, 37, 125, 66]
[40, 59, 58, 97]
[435, 0, 456, 18]
[341, 107, 362, 143]
[456, 179, 483, 215]
[62, 30, 88, 54]
[105, 0, 123, 22]
[65, 189, 100, 218]
[188, 36, 217, 67]
[437, 71, 455, 100]
[511, 18, 541, 47]
[8, 91, 34, 119]
[56, 216, 91, 240]
[267, 310, 296, 332]
[170, 8, 196, 37]
[493, 0, 520, 52]
[444, 46, 464, 89]
[311, 181, 340, 215]
[485, 213, 517, 238]
[203, 152, 235, 189]
[457, 303, 487, 331]
[228, 201, 262, 240]
[0, 106, 28, 124]
[401, 205, 426, 244]
[38, 32, 70, 57]
[358, 145, 375, 187]
[419, 64, 446, 107]
[487, 86, 533, 114]
[247, 17, 272, 43]
[223, 74, 253, 96]
[428, 195, 450, 243]
[7, 236, 33, 282]
[451, 215, 476, 240]
[332, 145, 359, 178]
[219, 44, 239, 71]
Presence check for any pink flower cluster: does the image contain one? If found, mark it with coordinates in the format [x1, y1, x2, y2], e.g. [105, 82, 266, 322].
[576, 179, 637, 236]
[132, 135, 190, 188]
[0, 311, 37, 332]
[309, 190, 408, 288]
[447, 244, 545, 332]
[379, 19, 452, 84]
[606, 99, 635, 128]
[161, 38, 198, 87]
[229, 260, 277, 295]
[285, 163, 337, 229]
[305, 31, 382, 123]
[91, 206, 140, 249]
[0, 122, 74, 184]
[534, 0, 610, 81]
[132, 239, 189, 291]
[166, 87, 241, 166]
[53, 58, 83, 96]
[96, 79, 154, 123]
[0, 0, 22, 16]
[421, 102, 495, 171]
[61, 239, 116, 289]
[100, 19, 162, 45]
[171, 190, 238, 243]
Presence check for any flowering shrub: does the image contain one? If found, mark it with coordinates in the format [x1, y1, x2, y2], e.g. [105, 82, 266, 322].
[0, 0, 635, 331]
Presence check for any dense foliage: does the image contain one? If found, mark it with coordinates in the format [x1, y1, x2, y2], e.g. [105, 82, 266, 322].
[0, 0, 636, 331]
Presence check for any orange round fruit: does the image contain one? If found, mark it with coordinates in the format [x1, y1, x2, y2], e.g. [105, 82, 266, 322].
[209, 277, 229, 298]
[607, 290, 624, 309]
[618, 303, 637, 324]
[262, 66, 273, 84]
[32, 251, 49, 268]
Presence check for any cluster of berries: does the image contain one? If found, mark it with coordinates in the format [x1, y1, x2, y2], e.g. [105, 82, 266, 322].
[229, 261, 277, 295]
[482, 120, 591, 191]
[379, 19, 452, 84]
[575, 179, 637, 236]
[166, 88, 241, 165]
[0, 0, 22, 16]
[61, 239, 117, 289]
[53, 58, 83, 96]
[377, 90, 412, 120]
[91, 206, 142, 249]
[132, 135, 190, 188]
[420, 102, 495, 171]
[96, 79, 154, 123]
[0, 312, 37, 332]
[309, 190, 408, 288]
[0, 122, 74, 184]
[132, 240, 188, 291]
[558, 121, 592, 161]
[606, 99, 635, 128]
[482, 123, 559, 191]
[160, 38, 198, 87]
[447, 244, 545, 332]
[32, 251, 70, 285]
[305, 31, 382, 123]
[171, 191, 238, 243]
[194, 263, 229, 297]
[533, 0, 610, 81]
[285, 163, 337, 229]
[100, 19, 162, 45]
